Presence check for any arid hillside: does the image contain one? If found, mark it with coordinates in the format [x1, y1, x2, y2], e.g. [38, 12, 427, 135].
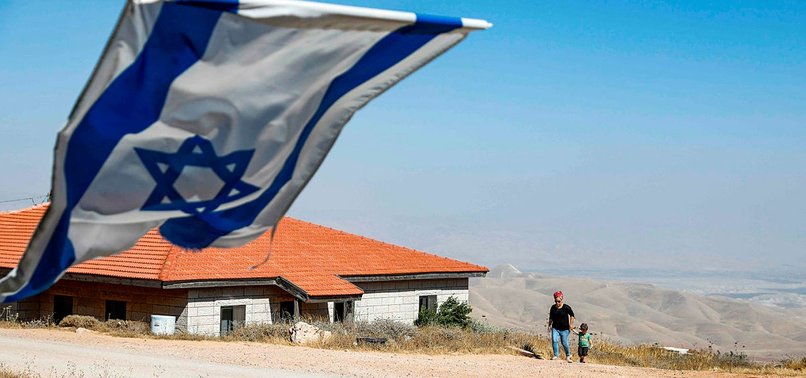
[470, 265, 806, 360]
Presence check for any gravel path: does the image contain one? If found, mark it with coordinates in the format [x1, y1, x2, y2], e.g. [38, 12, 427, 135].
[0, 328, 766, 377]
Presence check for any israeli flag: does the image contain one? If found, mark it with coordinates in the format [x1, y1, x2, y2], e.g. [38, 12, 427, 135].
[0, 0, 490, 302]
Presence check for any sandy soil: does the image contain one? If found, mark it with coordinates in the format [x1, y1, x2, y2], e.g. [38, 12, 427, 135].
[0, 328, 780, 378]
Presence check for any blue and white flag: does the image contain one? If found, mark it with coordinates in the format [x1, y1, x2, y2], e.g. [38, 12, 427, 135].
[0, 0, 489, 302]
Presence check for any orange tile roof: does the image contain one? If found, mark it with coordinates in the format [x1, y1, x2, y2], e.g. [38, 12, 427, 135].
[0, 204, 487, 299]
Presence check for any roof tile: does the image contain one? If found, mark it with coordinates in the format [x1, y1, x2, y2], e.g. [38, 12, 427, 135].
[0, 205, 487, 298]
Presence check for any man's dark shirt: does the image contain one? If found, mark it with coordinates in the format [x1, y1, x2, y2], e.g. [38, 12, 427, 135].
[549, 304, 574, 330]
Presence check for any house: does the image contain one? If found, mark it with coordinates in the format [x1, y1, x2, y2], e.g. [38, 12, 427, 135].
[0, 205, 487, 336]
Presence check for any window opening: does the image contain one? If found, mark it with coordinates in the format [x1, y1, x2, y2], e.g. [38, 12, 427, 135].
[53, 295, 73, 324]
[334, 301, 354, 323]
[334, 302, 344, 322]
[220, 305, 246, 335]
[278, 301, 295, 323]
[418, 295, 437, 313]
[105, 300, 126, 321]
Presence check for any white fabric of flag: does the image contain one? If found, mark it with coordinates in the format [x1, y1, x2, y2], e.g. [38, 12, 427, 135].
[0, 0, 489, 302]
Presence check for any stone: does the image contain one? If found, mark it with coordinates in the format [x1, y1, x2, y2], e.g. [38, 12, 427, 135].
[75, 327, 97, 334]
[289, 321, 332, 344]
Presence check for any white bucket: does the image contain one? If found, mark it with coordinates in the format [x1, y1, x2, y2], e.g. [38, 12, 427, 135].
[150, 314, 176, 335]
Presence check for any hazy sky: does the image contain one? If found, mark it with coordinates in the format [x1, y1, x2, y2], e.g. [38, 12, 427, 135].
[0, 1, 804, 273]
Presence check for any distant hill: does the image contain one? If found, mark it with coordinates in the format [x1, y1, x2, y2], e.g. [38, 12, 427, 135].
[469, 264, 806, 359]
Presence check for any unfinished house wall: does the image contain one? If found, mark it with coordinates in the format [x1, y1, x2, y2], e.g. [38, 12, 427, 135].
[3, 299, 38, 321]
[184, 285, 295, 336]
[351, 278, 470, 324]
[300, 301, 329, 321]
[7, 277, 474, 334]
[12, 280, 188, 325]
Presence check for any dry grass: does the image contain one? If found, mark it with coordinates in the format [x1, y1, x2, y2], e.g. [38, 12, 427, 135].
[583, 339, 752, 371]
[0, 363, 35, 378]
[781, 356, 806, 371]
[310, 322, 806, 375]
[2, 314, 804, 375]
[222, 322, 292, 343]
[57, 315, 216, 341]
[0, 371, 28, 378]
[56, 315, 99, 329]
[58, 315, 149, 337]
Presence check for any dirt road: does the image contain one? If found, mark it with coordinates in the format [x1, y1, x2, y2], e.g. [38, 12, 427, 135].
[0, 328, 762, 377]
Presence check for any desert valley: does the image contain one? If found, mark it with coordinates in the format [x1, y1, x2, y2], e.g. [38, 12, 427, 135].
[470, 264, 806, 360]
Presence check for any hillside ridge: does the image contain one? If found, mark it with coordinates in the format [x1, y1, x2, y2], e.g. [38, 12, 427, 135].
[469, 264, 806, 359]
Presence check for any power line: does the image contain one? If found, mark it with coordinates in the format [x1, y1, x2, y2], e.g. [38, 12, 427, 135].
[0, 194, 50, 205]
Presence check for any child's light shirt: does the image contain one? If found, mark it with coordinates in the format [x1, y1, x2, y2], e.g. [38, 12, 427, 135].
[578, 332, 591, 347]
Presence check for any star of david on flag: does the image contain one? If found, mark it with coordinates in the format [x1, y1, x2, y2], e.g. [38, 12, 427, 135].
[136, 136, 258, 215]
[0, 0, 490, 302]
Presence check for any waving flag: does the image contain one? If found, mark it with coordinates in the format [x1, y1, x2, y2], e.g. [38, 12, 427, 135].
[0, 0, 490, 302]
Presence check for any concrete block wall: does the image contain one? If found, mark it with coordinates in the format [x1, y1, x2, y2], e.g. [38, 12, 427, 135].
[351, 278, 469, 323]
[184, 285, 294, 336]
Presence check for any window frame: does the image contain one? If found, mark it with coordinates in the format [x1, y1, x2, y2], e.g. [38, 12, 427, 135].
[219, 304, 246, 336]
[418, 295, 437, 313]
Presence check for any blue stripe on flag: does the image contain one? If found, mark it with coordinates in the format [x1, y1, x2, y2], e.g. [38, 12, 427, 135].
[410, 13, 464, 31]
[175, 0, 239, 13]
[159, 15, 462, 248]
[5, 3, 227, 302]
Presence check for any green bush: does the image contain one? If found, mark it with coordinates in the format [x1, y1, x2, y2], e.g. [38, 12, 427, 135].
[414, 308, 438, 327]
[415, 296, 472, 328]
[436, 297, 471, 327]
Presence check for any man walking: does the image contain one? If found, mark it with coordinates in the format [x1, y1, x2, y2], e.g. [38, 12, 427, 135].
[548, 290, 575, 362]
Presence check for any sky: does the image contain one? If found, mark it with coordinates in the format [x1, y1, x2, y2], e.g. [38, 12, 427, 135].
[0, 1, 804, 274]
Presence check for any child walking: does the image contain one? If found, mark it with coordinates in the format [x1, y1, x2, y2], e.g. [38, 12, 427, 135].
[577, 323, 592, 363]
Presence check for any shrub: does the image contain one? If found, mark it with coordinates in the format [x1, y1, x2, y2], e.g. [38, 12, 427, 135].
[316, 318, 416, 343]
[468, 319, 496, 333]
[21, 315, 54, 329]
[355, 318, 416, 340]
[415, 296, 472, 328]
[711, 350, 751, 369]
[227, 323, 290, 342]
[58, 315, 101, 329]
[414, 308, 437, 327]
[435, 297, 471, 328]
[104, 319, 149, 335]
[0, 362, 31, 378]
[0, 306, 18, 323]
[781, 356, 806, 370]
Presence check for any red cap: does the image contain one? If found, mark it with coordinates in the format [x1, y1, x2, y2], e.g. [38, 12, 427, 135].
[553, 291, 563, 298]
